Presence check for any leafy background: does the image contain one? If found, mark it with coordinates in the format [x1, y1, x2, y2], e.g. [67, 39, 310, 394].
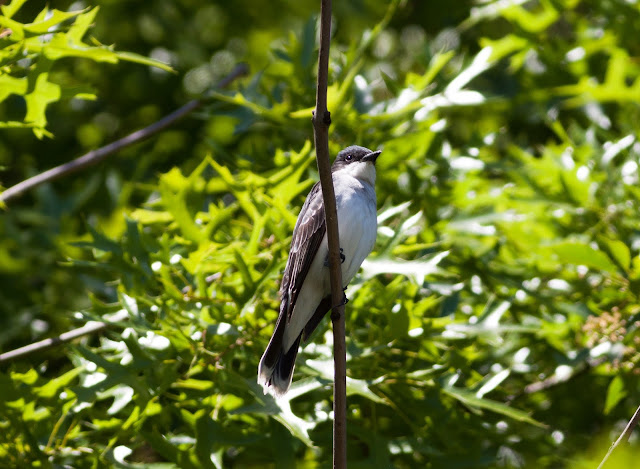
[1, 0, 640, 467]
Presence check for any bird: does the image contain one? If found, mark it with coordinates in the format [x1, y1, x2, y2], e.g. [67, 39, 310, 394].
[258, 145, 381, 397]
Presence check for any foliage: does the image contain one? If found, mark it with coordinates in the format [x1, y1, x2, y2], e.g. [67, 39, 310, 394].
[2, 0, 640, 467]
[0, 0, 171, 138]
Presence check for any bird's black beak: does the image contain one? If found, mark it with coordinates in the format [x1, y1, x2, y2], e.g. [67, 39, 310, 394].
[362, 150, 382, 164]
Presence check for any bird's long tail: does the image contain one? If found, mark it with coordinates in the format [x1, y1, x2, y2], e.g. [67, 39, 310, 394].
[258, 313, 301, 397]
[258, 296, 332, 396]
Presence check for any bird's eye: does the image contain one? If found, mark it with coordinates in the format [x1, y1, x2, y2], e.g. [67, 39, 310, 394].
[346, 154, 353, 161]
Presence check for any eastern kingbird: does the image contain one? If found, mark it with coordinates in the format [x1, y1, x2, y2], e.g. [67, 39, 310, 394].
[258, 145, 381, 396]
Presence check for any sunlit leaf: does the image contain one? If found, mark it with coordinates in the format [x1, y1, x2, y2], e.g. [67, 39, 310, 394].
[35, 367, 84, 399]
[442, 387, 545, 428]
[604, 375, 627, 415]
[361, 251, 449, 284]
[550, 241, 618, 273]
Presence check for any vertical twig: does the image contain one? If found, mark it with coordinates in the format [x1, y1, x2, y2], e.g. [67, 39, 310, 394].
[596, 404, 640, 469]
[311, 1, 347, 468]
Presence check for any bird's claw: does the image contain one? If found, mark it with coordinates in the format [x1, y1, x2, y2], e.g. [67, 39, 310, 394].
[324, 248, 346, 267]
[330, 293, 349, 320]
[341, 292, 349, 305]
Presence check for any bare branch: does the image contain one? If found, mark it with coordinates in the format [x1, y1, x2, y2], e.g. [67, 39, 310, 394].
[596, 404, 640, 469]
[523, 357, 606, 395]
[0, 310, 129, 364]
[1, 63, 249, 204]
[311, 1, 347, 468]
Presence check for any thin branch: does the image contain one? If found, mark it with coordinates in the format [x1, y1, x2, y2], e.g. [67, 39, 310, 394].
[0, 63, 249, 204]
[505, 356, 606, 404]
[523, 357, 606, 395]
[311, 1, 347, 468]
[596, 404, 640, 469]
[0, 310, 129, 364]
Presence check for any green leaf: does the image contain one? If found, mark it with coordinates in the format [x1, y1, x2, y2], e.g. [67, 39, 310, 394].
[604, 375, 627, 415]
[24, 65, 60, 138]
[475, 369, 511, 398]
[233, 248, 255, 290]
[125, 218, 153, 277]
[500, 1, 559, 33]
[130, 209, 174, 224]
[381, 70, 401, 97]
[195, 415, 219, 469]
[601, 238, 631, 272]
[142, 428, 200, 469]
[35, 366, 84, 399]
[550, 241, 618, 273]
[0, 75, 27, 102]
[172, 379, 214, 391]
[113, 51, 174, 73]
[106, 385, 135, 415]
[480, 35, 529, 63]
[346, 377, 387, 404]
[0, 0, 28, 19]
[361, 251, 449, 284]
[422, 51, 455, 88]
[10, 369, 38, 385]
[22, 401, 51, 422]
[0, 4, 173, 136]
[66, 7, 98, 44]
[442, 387, 546, 428]
[23, 9, 82, 34]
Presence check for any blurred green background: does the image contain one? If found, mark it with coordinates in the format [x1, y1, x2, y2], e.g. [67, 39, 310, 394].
[1, 0, 640, 467]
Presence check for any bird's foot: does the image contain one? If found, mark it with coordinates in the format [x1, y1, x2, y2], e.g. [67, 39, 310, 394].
[324, 248, 346, 267]
[330, 293, 349, 320]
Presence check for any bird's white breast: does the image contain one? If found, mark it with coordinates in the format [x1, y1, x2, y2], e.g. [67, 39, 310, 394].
[332, 169, 377, 289]
[282, 164, 377, 352]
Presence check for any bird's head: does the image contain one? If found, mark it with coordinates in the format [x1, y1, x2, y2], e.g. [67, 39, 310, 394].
[331, 145, 382, 184]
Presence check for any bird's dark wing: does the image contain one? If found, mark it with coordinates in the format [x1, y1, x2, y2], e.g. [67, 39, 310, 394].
[280, 181, 326, 322]
[302, 295, 331, 341]
[260, 183, 326, 375]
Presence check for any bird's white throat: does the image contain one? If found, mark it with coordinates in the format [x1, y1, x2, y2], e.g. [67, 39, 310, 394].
[338, 160, 376, 186]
